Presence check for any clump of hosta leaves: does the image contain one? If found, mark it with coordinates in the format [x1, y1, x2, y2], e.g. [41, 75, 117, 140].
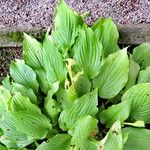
[1, 0, 150, 150]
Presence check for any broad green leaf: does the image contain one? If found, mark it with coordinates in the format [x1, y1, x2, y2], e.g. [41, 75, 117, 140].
[0, 86, 11, 113]
[93, 49, 129, 99]
[124, 56, 140, 91]
[70, 115, 98, 149]
[11, 83, 37, 104]
[122, 83, 150, 123]
[66, 74, 92, 101]
[137, 66, 150, 83]
[100, 101, 130, 128]
[43, 35, 67, 84]
[44, 83, 61, 126]
[0, 112, 34, 149]
[0, 144, 8, 150]
[56, 88, 73, 109]
[35, 68, 50, 94]
[9, 92, 40, 114]
[101, 121, 123, 150]
[36, 134, 71, 150]
[44, 99, 61, 126]
[123, 127, 150, 150]
[13, 111, 52, 140]
[74, 74, 92, 97]
[10, 62, 39, 93]
[23, 33, 43, 69]
[132, 43, 150, 69]
[80, 139, 99, 150]
[92, 18, 119, 58]
[52, 0, 83, 52]
[66, 83, 78, 101]
[73, 27, 102, 79]
[59, 90, 98, 130]
[2, 75, 12, 91]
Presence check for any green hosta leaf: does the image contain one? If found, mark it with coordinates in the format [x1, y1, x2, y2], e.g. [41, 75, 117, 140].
[132, 43, 150, 69]
[0, 112, 34, 149]
[137, 66, 150, 83]
[70, 115, 98, 149]
[44, 99, 61, 126]
[92, 18, 119, 58]
[73, 27, 102, 79]
[0, 86, 11, 113]
[0, 144, 8, 150]
[66, 74, 92, 101]
[124, 56, 140, 91]
[74, 74, 92, 97]
[101, 121, 123, 150]
[122, 83, 150, 123]
[100, 101, 130, 128]
[56, 88, 72, 109]
[23, 33, 44, 69]
[44, 83, 61, 126]
[59, 90, 98, 130]
[123, 127, 150, 150]
[43, 35, 67, 84]
[36, 134, 71, 150]
[80, 139, 99, 150]
[10, 62, 39, 93]
[2, 75, 12, 91]
[11, 83, 37, 104]
[9, 92, 40, 114]
[93, 49, 129, 99]
[52, 0, 83, 52]
[66, 83, 78, 101]
[13, 111, 51, 140]
[35, 68, 50, 94]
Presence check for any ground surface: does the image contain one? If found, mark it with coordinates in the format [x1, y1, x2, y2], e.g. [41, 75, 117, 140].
[0, 48, 22, 82]
[0, 0, 150, 29]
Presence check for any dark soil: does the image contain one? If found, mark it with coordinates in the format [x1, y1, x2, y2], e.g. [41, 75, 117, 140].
[0, 47, 22, 82]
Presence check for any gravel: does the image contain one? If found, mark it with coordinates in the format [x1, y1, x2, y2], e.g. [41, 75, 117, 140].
[0, 0, 150, 28]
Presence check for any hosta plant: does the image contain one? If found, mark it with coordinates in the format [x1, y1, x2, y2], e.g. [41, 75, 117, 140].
[1, 0, 150, 150]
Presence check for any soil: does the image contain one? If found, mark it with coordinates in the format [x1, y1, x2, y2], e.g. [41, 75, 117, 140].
[0, 47, 22, 83]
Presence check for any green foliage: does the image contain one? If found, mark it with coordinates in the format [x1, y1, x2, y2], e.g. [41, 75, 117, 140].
[1, 0, 150, 149]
